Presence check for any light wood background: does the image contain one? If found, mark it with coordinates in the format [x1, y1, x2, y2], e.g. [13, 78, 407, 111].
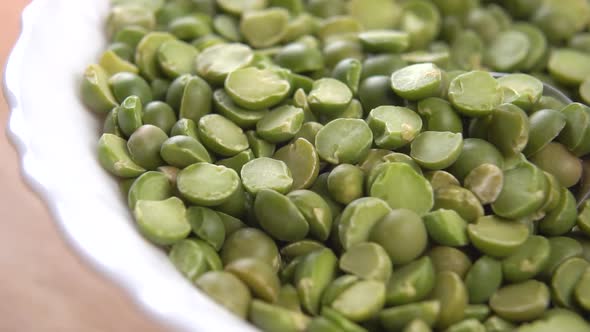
[0, 2, 168, 331]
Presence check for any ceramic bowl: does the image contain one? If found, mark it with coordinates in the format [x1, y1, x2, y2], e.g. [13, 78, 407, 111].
[4, 1, 256, 331]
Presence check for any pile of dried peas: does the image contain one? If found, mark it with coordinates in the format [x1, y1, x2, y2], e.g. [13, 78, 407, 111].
[82, 0, 590, 331]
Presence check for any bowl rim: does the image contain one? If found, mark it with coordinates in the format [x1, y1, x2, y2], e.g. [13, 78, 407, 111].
[3, 2, 256, 331]
[3, 0, 172, 327]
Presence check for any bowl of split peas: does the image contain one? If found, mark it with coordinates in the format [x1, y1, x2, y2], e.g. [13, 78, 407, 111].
[8, 0, 590, 330]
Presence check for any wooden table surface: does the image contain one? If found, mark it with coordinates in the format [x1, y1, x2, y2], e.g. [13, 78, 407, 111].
[0, 2, 168, 331]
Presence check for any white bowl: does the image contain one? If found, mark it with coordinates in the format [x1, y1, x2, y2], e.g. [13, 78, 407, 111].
[5, 1, 257, 331]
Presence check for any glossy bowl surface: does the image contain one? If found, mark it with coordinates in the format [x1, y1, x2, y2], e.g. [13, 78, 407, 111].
[4, 1, 256, 331]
